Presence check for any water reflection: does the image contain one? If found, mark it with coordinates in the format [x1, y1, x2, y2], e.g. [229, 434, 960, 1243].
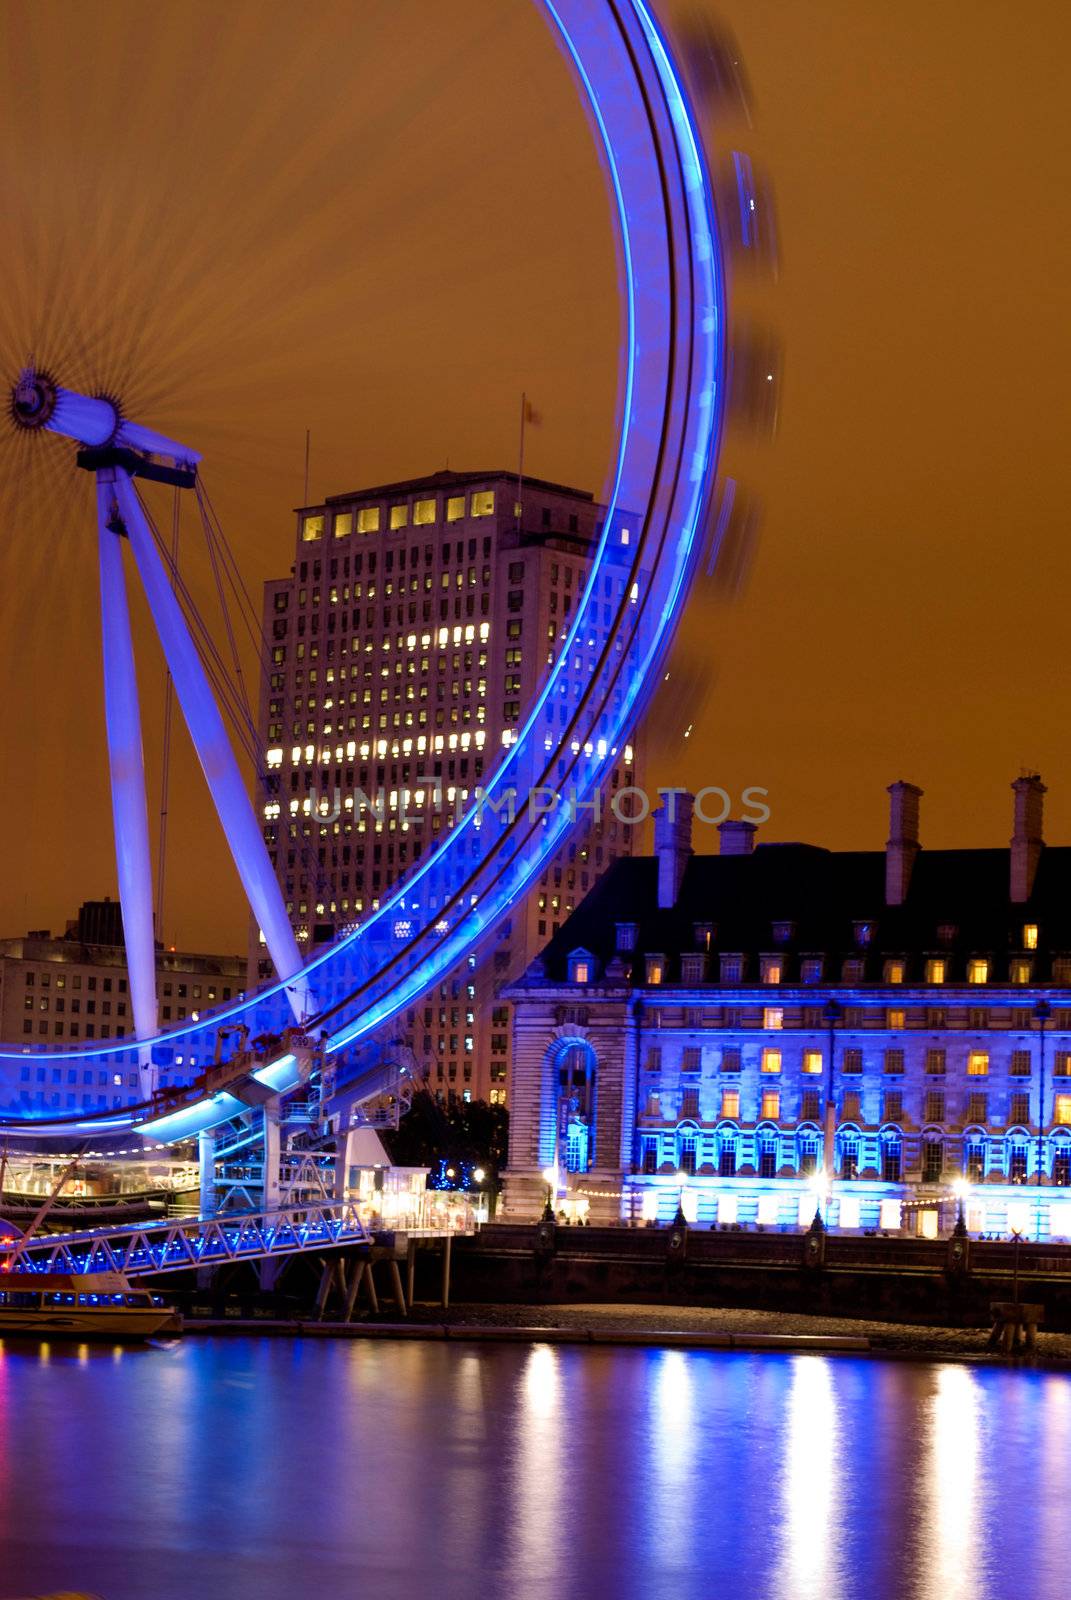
[511, 1344, 566, 1584]
[0, 1337, 1068, 1600]
[778, 1356, 841, 1599]
[645, 1349, 698, 1578]
[924, 1366, 983, 1600]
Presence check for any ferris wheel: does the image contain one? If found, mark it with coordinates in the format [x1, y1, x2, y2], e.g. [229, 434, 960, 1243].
[0, 0, 746, 1140]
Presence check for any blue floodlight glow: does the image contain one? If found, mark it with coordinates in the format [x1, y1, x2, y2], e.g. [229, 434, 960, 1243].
[0, 0, 725, 1137]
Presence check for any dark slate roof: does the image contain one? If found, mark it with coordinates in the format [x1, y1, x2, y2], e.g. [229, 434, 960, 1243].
[524, 843, 1071, 985]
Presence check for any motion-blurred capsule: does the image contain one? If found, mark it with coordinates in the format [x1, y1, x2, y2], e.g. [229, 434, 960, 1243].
[713, 151, 780, 278]
[674, 10, 752, 125]
[726, 320, 782, 440]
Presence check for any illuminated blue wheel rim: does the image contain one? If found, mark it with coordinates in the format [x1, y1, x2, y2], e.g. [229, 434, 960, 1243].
[0, 0, 725, 1138]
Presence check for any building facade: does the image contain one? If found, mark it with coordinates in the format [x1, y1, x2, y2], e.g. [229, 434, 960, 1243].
[0, 900, 245, 1114]
[504, 776, 1071, 1240]
[254, 468, 638, 1106]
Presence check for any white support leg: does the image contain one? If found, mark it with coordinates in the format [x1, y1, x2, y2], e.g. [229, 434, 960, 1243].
[112, 471, 308, 1018]
[96, 471, 158, 1097]
[262, 1102, 282, 1213]
[198, 1129, 218, 1219]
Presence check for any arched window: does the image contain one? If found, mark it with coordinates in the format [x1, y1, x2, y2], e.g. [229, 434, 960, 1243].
[880, 1129, 902, 1183]
[797, 1127, 820, 1176]
[1007, 1133, 1029, 1184]
[837, 1128, 860, 1180]
[758, 1126, 779, 1178]
[717, 1125, 738, 1177]
[1052, 1134, 1071, 1188]
[677, 1122, 699, 1175]
[922, 1134, 944, 1184]
[552, 1038, 597, 1172]
[963, 1133, 986, 1182]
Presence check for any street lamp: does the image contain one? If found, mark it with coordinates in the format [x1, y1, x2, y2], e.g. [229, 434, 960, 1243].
[541, 1164, 558, 1222]
[952, 1175, 970, 1238]
[674, 1167, 688, 1226]
[808, 1166, 831, 1230]
[1035, 999, 1052, 1242]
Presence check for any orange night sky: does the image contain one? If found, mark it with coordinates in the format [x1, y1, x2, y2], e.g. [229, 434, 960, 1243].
[0, 0, 1067, 954]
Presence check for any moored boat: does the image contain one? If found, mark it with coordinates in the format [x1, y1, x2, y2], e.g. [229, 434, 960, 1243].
[0, 1270, 180, 1339]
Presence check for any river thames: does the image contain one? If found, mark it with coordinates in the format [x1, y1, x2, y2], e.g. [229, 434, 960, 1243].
[0, 1336, 1068, 1598]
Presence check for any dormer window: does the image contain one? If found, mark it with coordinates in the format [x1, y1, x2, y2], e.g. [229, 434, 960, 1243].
[800, 957, 823, 983]
[926, 959, 946, 984]
[937, 924, 958, 946]
[1023, 924, 1039, 950]
[569, 950, 594, 984]
[1010, 959, 1032, 985]
[680, 954, 706, 985]
[761, 956, 783, 985]
[693, 922, 713, 950]
[772, 921, 795, 946]
[720, 954, 743, 984]
[616, 922, 638, 952]
[854, 921, 874, 948]
[884, 959, 905, 985]
[842, 958, 864, 982]
[646, 954, 665, 986]
[968, 959, 989, 985]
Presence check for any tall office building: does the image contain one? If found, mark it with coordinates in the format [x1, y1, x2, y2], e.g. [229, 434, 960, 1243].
[255, 468, 639, 1103]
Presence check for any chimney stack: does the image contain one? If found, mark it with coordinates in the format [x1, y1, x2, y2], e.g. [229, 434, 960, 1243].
[718, 819, 757, 856]
[1010, 773, 1046, 903]
[654, 791, 694, 908]
[885, 781, 923, 906]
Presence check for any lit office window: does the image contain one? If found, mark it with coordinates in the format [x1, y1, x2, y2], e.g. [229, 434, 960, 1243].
[414, 498, 436, 525]
[470, 490, 495, 517]
[968, 959, 989, 984]
[357, 507, 380, 533]
[967, 1051, 990, 1077]
[721, 1089, 740, 1118]
[761, 1048, 782, 1074]
[802, 1050, 823, 1074]
[446, 496, 466, 522]
[763, 1007, 784, 1030]
[885, 960, 905, 984]
[333, 512, 352, 538]
[390, 504, 408, 530]
[1023, 924, 1039, 950]
[301, 514, 324, 542]
[760, 1090, 780, 1121]
[926, 959, 946, 984]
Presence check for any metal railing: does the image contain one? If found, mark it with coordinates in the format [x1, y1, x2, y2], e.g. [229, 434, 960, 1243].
[0, 1200, 373, 1278]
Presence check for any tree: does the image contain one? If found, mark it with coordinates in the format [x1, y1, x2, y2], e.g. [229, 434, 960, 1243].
[382, 1083, 509, 1184]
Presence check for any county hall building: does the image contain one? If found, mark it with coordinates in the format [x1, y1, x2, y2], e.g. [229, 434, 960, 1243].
[502, 775, 1071, 1239]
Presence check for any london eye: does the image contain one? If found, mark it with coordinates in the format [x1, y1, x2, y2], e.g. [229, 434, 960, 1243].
[0, 0, 732, 1149]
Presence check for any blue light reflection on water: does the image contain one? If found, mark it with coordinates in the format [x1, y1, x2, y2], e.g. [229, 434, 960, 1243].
[0, 1338, 1069, 1600]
